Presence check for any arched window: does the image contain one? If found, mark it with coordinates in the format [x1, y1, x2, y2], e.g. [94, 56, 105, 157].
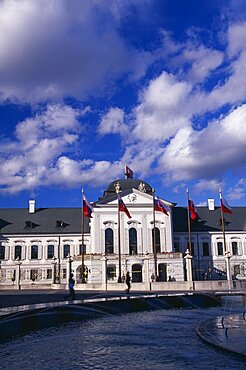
[105, 228, 114, 254]
[129, 228, 137, 255]
[152, 227, 161, 253]
[15, 245, 22, 260]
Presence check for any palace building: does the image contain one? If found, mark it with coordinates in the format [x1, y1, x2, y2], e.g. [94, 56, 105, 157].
[0, 177, 245, 290]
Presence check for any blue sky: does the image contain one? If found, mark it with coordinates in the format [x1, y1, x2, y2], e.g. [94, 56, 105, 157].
[0, 0, 246, 209]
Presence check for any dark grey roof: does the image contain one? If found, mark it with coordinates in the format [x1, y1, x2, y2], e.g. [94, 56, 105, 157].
[1, 205, 245, 236]
[0, 208, 90, 235]
[173, 207, 246, 232]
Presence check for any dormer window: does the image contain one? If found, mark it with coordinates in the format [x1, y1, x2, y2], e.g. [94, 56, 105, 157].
[56, 220, 64, 228]
[25, 221, 33, 229]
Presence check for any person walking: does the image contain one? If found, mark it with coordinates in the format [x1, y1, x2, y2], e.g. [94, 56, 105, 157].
[68, 274, 75, 300]
[126, 271, 131, 294]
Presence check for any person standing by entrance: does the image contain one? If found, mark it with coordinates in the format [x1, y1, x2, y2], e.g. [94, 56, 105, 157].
[126, 271, 131, 294]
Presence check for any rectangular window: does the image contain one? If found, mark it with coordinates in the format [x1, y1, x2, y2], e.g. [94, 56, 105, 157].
[217, 242, 224, 256]
[107, 265, 116, 280]
[234, 265, 240, 276]
[46, 269, 52, 279]
[62, 268, 67, 279]
[63, 244, 70, 258]
[174, 241, 180, 253]
[15, 245, 22, 260]
[0, 245, 5, 260]
[30, 269, 38, 281]
[47, 245, 54, 259]
[232, 242, 238, 255]
[31, 245, 38, 259]
[202, 242, 209, 256]
[79, 244, 86, 255]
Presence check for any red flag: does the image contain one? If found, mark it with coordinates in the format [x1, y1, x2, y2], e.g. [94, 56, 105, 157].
[154, 197, 169, 216]
[82, 192, 93, 218]
[125, 165, 133, 179]
[220, 195, 233, 214]
[118, 195, 132, 218]
[188, 199, 197, 220]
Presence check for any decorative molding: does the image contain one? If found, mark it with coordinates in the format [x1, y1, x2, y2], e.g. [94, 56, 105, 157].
[138, 182, 146, 192]
[127, 194, 137, 203]
[114, 181, 121, 193]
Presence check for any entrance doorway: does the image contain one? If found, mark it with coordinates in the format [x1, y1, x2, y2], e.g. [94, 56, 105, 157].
[132, 264, 142, 282]
[158, 263, 167, 282]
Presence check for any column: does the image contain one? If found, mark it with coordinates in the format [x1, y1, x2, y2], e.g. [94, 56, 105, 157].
[101, 254, 108, 291]
[15, 259, 22, 290]
[144, 255, 150, 290]
[184, 249, 193, 290]
[225, 252, 232, 290]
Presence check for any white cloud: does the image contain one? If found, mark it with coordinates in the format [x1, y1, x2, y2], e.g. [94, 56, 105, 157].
[98, 107, 127, 135]
[48, 158, 123, 188]
[194, 179, 223, 194]
[158, 31, 224, 83]
[0, 103, 84, 193]
[227, 22, 246, 56]
[158, 104, 246, 181]
[0, 0, 151, 103]
[227, 178, 246, 200]
[183, 46, 223, 83]
[132, 72, 191, 142]
[0, 102, 126, 193]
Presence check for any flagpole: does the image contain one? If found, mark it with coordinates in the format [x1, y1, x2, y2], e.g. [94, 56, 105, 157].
[81, 189, 85, 283]
[152, 189, 157, 280]
[186, 189, 192, 255]
[219, 190, 227, 255]
[116, 191, 122, 283]
[219, 190, 232, 290]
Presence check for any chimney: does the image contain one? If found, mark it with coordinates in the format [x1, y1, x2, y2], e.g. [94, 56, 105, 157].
[29, 200, 35, 214]
[208, 198, 215, 211]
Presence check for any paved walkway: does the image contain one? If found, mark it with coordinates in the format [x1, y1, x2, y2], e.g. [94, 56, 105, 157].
[0, 290, 128, 309]
[196, 313, 246, 357]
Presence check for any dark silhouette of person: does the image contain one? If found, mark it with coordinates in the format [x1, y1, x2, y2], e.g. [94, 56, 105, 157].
[68, 274, 75, 300]
[126, 271, 131, 294]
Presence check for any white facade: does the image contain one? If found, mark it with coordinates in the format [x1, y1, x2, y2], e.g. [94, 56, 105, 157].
[1, 178, 246, 290]
[174, 231, 246, 280]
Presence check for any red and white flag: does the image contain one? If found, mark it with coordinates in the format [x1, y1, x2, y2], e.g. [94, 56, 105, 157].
[82, 192, 93, 218]
[125, 165, 133, 179]
[118, 194, 132, 219]
[220, 194, 233, 214]
[154, 197, 169, 216]
[188, 199, 198, 220]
